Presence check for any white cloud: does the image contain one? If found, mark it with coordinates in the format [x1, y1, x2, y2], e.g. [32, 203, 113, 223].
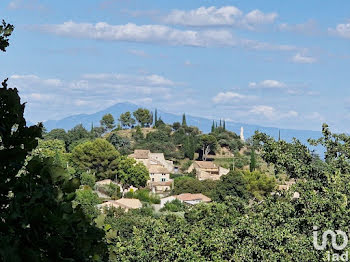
[8, 0, 46, 11]
[39, 21, 236, 47]
[10, 74, 62, 86]
[250, 79, 286, 89]
[329, 22, 350, 39]
[250, 105, 298, 120]
[37, 21, 302, 52]
[292, 53, 316, 64]
[213, 91, 248, 103]
[81, 73, 175, 86]
[278, 20, 318, 35]
[163, 6, 277, 30]
[243, 9, 278, 29]
[164, 6, 242, 26]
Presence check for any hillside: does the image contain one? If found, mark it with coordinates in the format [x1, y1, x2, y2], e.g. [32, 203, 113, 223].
[43, 102, 324, 156]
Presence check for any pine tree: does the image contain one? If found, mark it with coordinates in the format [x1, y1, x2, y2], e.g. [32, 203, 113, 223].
[182, 113, 187, 126]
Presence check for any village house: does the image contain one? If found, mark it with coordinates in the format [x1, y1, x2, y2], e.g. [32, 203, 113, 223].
[129, 150, 174, 193]
[175, 193, 212, 205]
[187, 161, 229, 181]
[97, 198, 142, 212]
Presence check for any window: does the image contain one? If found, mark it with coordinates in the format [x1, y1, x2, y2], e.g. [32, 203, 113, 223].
[150, 173, 154, 176]
[152, 178, 154, 182]
[162, 173, 166, 176]
[161, 178, 166, 182]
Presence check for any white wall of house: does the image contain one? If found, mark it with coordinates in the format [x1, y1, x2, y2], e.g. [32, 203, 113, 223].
[150, 172, 170, 182]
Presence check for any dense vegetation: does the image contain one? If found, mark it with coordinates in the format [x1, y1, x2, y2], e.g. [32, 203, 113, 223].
[2, 20, 349, 261]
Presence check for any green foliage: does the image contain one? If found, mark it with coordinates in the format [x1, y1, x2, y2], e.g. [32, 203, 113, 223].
[116, 156, 149, 189]
[172, 121, 181, 131]
[0, 78, 43, 211]
[80, 172, 96, 188]
[198, 134, 218, 160]
[212, 170, 249, 202]
[107, 133, 131, 155]
[72, 138, 120, 180]
[182, 113, 187, 126]
[91, 126, 105, 138]
[100, 113, 116, 132]
[66, 124, 91, 149]
[0, 22, 108, 261]
[250, 147, 257, 172]
[132, 126, 144, 141]
[0, 20, 14, 52]
[173, 176, 217, 197]
[105, 182, 122, 199]
[254, 131, 316, 179]
[133, 108, 153, 127]
[125, 189, 160, 204]
[160, 199, 186, 212]
[118, 111, 135, 129]
[73, 185, 101, 220]
[44, 128, 68, 142]
[243, 170, 276, 200]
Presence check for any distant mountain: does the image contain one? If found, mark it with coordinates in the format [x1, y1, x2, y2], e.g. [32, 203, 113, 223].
[43, 102, 324, 156]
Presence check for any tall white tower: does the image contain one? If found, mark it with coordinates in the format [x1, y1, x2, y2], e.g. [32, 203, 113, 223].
[240, 126, 245, 141]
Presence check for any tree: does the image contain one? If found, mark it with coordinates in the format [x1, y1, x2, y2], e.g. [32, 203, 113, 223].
[223, 120, 226, 131]
[249, 147, 256, 172]
[118, 111, 135, 129]
[44, 128, 68, 142]
[198, 134, 217, 161]
[0, 20, 14, 52]
[182, 113, 187, 126]
[71, 139, 120, 180]
[73, 186, 101, 221]
[116, 156, 149, 190]
[0, 20, 107, 261]
[66, 124, 91, 149]
[0, 78, 43, 220]
[107, 133, 131, 155]
[172, 122, 181, 131]
[133, 108, 153, 127]
[91, 126, 105, 138]
[100, 113, 116, 132]
[212, 170, 249, 202]
[154, 109, 158, 126]
[211, 120, 215, 133]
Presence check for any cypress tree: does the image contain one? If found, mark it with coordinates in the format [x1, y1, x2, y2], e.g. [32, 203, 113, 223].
[223, 120, 226, 131]
[154, 109, 158, 126]
[278, 130, 281, 141]
[211, 120, 215, 133]
[182, 113, 187, 126]
[250, 147, 256, 172]
[219, 119, 222, 127]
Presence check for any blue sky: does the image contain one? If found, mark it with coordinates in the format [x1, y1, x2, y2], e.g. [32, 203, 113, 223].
[1, 0, 350, 132]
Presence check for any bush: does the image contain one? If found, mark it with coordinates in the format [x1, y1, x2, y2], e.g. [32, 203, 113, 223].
[160, 199, 186, 212]
[125, 189, 160, 204]
[80, 172, 96, 188]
